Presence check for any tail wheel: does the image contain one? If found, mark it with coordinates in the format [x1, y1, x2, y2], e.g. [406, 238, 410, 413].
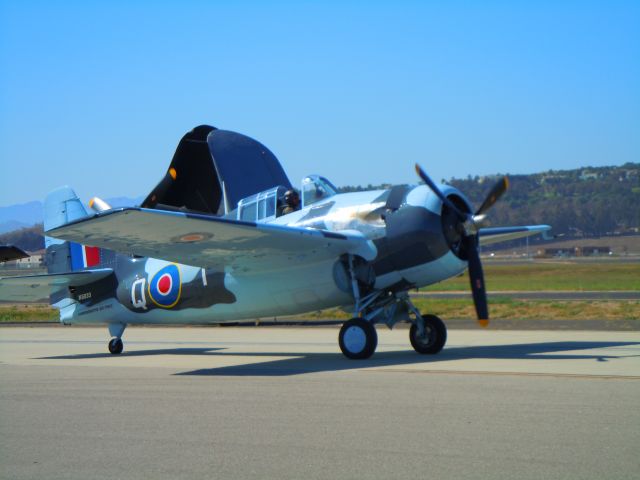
[108, 338, 123, 355]
[339, 318, 378, 359]
[410, 314, 447, 354]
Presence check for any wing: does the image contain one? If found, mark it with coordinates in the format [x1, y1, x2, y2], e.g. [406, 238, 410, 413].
[0, 245, 29, 262]
[0, 269, 114, 302]
[479, 225, 551, 245]
[47, 208, 377, 273]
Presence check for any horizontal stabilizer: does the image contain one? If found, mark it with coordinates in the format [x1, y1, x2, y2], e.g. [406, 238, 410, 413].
[0, 269, 113, 302]
[0, 245, 29, 263]
[479, 225, 551, 245]
[47, 208, 377, 273]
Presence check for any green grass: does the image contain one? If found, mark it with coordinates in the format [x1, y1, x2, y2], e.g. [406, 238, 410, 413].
[300, 299, 640, 321]
[411, 297, 640, 321]
[0, 304, 58, 322]
[424, 262, 640, 292]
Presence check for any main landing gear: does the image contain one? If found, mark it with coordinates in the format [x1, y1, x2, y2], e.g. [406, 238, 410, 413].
[409, 314, 447, 354]
[107, 323, 127, 355]
[339, 318, 378, 359]
[337, 301, 447, 360]
[338, 255, 447, 360]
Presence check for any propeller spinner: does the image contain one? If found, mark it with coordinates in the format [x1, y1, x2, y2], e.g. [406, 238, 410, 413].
[414, 164, 508, 327]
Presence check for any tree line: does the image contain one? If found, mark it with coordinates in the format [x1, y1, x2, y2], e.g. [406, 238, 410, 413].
[340, 163, 639, 237]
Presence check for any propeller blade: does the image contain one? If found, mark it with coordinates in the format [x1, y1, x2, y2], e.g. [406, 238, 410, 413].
[414, 164, 466, 221]
[475, 176, 509, 216]
[464, 236, 489, 327]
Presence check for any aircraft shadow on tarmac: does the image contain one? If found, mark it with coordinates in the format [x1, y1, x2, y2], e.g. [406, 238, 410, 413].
[36, 341, 640, 377]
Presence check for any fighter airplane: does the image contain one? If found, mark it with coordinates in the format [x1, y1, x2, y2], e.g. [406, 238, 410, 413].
[0, 125, 549, 359]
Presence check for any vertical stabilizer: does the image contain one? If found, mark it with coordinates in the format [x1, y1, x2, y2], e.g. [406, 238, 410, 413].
[44, 186, 92, 273]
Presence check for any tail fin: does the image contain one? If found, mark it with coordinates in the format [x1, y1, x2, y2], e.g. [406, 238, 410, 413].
[44, 187, 104, 273]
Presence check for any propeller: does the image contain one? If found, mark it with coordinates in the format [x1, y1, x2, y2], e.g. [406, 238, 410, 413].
[414, 164, 508, 327]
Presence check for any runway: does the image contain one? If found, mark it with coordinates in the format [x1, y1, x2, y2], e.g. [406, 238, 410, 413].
[1, 326, 639, 479]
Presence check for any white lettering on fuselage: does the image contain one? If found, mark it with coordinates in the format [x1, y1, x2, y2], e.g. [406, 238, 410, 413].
[131, 277, 148, 310]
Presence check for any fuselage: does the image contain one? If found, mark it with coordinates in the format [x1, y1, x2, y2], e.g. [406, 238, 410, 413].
[60, 184, 471, 326]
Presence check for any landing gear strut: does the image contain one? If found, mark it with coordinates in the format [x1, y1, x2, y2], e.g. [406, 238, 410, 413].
[107, 323, 127, 355]
[337, 255, 448, 359]
[338, 255, 378, 360]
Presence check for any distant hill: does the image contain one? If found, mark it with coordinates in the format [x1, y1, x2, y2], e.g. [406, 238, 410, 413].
[0, 224, 44, 252]
[0, 201, 42, 233]
[0, 220, 33, 235]
[449, 163, 639, 236]
[341, 163, 640, 237]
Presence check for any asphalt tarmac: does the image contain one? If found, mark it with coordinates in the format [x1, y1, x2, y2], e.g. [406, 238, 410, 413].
[1, 326, 639, 479]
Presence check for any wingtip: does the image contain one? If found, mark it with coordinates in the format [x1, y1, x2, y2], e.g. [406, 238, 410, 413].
[478, 319, 490, 328]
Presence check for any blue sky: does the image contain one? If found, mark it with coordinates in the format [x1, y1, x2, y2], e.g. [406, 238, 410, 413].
[1, 1, 638, 206]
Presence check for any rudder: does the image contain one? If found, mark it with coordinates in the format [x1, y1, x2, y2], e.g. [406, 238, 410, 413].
[44, 186, 102, 273]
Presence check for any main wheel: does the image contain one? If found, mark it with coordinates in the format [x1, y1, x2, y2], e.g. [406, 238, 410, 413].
[339, 318, 378, 359]
[410, 314, 447, 354]
[108, 338, 123, 355]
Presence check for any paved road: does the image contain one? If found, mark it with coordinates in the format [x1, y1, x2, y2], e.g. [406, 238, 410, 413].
[1, 327, 639, 479]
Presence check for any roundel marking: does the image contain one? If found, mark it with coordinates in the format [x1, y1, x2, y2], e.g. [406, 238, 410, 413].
[180, 234, 206, 242]
[148, 264, 181, 308]
[157, 274, 172, 295]
[170, 232, 213, 243]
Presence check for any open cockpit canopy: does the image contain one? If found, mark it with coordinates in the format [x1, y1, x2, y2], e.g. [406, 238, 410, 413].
[142, 125, 293, 216]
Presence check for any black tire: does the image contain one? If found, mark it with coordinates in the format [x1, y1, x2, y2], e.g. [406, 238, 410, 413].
[339, 318, 378, 359]
[108, 338, 123, 355]
[410, 314, 447, 354]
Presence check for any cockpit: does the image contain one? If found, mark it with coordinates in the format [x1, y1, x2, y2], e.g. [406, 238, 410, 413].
[237, 186, 288, 222]
[300, 175, 339, 208]
[236, 175, 338, 222]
